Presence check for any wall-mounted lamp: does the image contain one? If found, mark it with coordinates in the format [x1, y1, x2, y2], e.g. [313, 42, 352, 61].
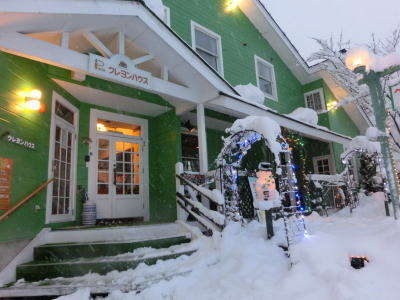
[25, 89, 42, 111]
[225, 0, 241, 12]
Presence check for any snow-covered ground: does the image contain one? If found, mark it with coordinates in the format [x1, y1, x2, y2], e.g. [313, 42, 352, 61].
[57, 194, 400, 300]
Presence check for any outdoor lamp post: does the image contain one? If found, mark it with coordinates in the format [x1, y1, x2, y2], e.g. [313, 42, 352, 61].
[346, 50, 400, 219]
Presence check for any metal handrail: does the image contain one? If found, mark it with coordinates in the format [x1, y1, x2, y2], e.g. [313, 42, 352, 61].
[0, 178, 54, 223]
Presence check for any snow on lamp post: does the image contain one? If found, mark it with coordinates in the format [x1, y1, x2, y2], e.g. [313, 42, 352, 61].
[345, 48, 400, 219]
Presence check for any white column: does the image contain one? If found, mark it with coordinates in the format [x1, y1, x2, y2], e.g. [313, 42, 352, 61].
[197, 103, 208, 173]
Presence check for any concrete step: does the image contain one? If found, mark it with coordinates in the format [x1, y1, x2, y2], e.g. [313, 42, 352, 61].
[34, 236, 191, 262]
[17, 247, 196, 282]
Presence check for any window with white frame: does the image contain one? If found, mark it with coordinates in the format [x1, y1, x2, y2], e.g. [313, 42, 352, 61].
[255, 56, 277, 100]
[313, 155, 332, 175]
[304, 88, 325, 112]
[191, 21, 223, 74]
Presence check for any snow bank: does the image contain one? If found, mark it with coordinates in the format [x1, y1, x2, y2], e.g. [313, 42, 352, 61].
[234, 83, 265, 105]
[285, 107, 318, 126]
[143, 0, 165, 20]
[227, 116, 283, 167]
[48, 193, 400, 300]
[55, 288, 90, 300]
[365, 126, 385, 141]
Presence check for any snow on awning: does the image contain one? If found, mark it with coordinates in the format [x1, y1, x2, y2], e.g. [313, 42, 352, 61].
[209, 92, 352, 145]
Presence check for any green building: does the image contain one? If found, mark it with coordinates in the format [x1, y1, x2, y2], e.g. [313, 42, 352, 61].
[0, 0, 367, 289]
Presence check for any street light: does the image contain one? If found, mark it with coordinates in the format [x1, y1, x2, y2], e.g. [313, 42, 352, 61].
[345, 49, 400, 219]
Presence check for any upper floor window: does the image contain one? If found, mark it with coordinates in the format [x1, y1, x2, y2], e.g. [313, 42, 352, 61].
[191, 21, 223, 75]
[304, 88, 325, 112]
[255, 55, 277, 101]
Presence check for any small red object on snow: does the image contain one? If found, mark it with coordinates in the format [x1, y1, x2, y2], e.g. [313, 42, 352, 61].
[350, 256, 369, 269]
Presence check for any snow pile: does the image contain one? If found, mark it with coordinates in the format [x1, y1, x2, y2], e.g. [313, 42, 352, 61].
[235, 83, 265, 105]
[227, 116, 283, 167]
[365, 126, 385, 141]
[342, 135, 380, 160]
[197, 187, 225, 205]
[143, 0, 165, 20]
[57, 193, 400, 300]
[285, 107, 318, 126]
[56, 288, 90, 300]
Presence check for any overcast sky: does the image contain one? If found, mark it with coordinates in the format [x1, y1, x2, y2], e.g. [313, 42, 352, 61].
[266, 0, 400, 63]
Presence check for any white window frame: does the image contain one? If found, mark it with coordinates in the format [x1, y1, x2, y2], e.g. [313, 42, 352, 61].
[45, 92, 79, 224]
[191, 20, 224, 76]
[254, 55, 278, 101]
[304, 88, 326, 113]
[163, 6, 171, 27]
[313, 155, 333, 175]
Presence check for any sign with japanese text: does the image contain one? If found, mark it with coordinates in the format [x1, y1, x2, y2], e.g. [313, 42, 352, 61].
[6, 134, 36, 150]
[392, 82, 400, 108]
[0, 158, 12, 210]
[89, 54, 152, 90]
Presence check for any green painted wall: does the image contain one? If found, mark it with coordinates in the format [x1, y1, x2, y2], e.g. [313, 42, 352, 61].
[303, 79, 360, 172]
[0, 53, 178, 243]
[163, 0, 305, 114]
[149, 110, 180, 223]
[206, 128, 226, 170]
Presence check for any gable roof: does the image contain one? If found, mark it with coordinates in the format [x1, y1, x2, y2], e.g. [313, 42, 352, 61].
[238, 0, 324, 84]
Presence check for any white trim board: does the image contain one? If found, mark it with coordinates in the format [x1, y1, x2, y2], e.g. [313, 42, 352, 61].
[210, 93, 351, 145]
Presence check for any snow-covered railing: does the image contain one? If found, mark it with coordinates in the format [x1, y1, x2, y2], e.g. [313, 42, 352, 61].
[176, 163, 225, 233]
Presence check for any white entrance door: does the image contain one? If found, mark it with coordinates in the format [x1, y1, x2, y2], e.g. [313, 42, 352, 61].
[89, 109, 148, 220]
[95, 136, 144, 219]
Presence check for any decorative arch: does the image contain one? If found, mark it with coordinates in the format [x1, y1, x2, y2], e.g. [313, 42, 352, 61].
[216, 128, 300, 222]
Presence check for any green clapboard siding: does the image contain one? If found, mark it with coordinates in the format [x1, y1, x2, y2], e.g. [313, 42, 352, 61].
[163, 0, 305, 113]
[0, 53, 178, 242]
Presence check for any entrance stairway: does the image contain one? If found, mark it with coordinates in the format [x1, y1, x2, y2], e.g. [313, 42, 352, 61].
[0, 222, 197, 298]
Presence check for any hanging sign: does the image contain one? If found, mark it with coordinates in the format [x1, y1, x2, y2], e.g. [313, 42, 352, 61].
[6, 134, 36, 150]
[392, 82, 400, 109]
[88, 54, 152, 90]
[0, 158, 13, 210]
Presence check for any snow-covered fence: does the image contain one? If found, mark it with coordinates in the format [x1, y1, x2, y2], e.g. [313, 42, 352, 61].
[308, 173, 348, 213]
[176, 163, 225, 233]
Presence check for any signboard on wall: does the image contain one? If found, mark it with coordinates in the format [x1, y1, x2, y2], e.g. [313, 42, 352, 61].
[0, 157, 13, 210]
[88, 54, 152, 90]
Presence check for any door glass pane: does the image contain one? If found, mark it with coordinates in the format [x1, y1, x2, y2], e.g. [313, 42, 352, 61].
[113, 141, 141, 198]
[98, 184, 109, 194]
[52, 125, 74, 216]
[97, 119, 141, 137]
[116, 185, 123, 195]
[55, 101, 74, 124]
